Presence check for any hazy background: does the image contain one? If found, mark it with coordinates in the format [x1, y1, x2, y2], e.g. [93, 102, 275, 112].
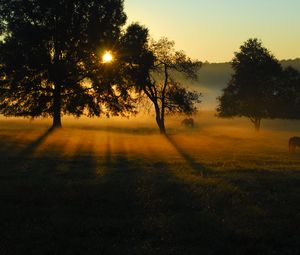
[125, 0, 300, 63]
[124, 0, 300, 111]
[169, 58, 300, 110]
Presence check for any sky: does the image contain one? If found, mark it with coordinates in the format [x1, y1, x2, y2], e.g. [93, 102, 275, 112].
[124, 0, 300, 63]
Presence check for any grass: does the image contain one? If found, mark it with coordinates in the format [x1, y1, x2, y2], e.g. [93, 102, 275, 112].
[0, 115, 300, 254]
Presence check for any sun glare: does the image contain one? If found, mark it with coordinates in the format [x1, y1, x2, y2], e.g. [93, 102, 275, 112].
[102, 51, 113, 63]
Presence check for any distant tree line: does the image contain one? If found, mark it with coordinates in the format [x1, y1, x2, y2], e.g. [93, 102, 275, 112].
[0, 0, 201, 134]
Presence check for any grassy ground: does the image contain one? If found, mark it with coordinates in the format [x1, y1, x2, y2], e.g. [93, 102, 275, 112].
[0, 115, 300, 255]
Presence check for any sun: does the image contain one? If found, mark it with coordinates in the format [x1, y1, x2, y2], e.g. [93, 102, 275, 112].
[102, 51, 113, 63]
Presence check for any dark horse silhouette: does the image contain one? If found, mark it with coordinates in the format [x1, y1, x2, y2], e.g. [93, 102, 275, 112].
[181, 118, 194, 128]
[289, 136, 300, 153]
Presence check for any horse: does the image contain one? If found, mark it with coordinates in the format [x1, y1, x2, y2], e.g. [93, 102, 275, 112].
[289, 136, 300, 153]
[181, 118, 194, 128]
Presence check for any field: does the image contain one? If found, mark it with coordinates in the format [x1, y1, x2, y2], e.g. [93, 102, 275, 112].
[1, 113, 300, 255]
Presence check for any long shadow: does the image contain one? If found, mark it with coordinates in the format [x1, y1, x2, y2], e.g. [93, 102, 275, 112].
[1, 127, 52, 157]
[64, 141, 98, 179]
[105, 137, 112, 166]
[0, 128, 54, 177]
[137, 160, 234, 254]
[19, 127, 54, 159]
[0, 134, 101, 255]
[0, 132, 25, 154]
[164, 134, 207, 176]
[2, 135, 296, 254]
[88, 150, 150, 253]
[72, 125, 159, 136]
[92, 152, 232, 254]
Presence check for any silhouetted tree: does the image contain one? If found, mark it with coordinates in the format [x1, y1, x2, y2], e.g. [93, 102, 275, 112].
[270, 66, 300, 119]
[217, 38, 282, 131]
[124, 31, 201, 134]
[0, 0, 134, 128]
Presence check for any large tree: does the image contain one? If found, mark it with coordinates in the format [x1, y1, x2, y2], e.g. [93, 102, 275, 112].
[0, 0, 134, 128]
[123, 28, 201, 134]
[217, 38, 282, 131]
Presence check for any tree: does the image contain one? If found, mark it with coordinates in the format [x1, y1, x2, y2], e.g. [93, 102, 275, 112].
[270, 66, 300, 119]
[124, 30, 201, 134]
[0, 0, 133, 129]
[217, 38, 282, 131]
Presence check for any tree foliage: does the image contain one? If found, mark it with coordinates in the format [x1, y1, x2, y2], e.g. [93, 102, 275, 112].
[271, 66, 300, 119]
[125, 31, 202, 134]
[217, 38, 282, 131]
[0, 0, 135, 128]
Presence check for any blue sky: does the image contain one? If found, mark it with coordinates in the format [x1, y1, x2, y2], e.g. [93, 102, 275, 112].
[124, 0, 300, 62]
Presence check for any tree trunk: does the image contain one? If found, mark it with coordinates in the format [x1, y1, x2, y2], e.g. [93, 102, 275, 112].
[52, 83, 62, 129]
[254, 118, 261, 132]
[159, 107, 166, 134]
[160, 64, 168, 134]
[154, 103, 166, 134]
[157, 117, 166, 134]
[249, 116, 261, 132]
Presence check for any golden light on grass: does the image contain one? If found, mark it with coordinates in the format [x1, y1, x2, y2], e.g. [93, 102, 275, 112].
[102, 51, 113, 63]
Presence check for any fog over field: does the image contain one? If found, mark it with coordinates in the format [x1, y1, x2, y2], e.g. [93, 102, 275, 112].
[2, 110, 300, 178]
[1, 91, 300, 255]
[176, 58, 300, 110]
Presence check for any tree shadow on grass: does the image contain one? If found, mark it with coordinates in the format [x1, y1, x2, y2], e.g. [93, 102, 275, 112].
[164, 134, 207, 176]
[60, 140, 98, 180]
[72, 125, 159, 136]
[0, 131, 26, 154]
[0, 139, 100, 255]
[105, 137, 112, 166]
[89, 151, 223, 254]
[19, 127, 54, 158]
[0, 128, 54, 177]
[2, 138, 296, 254]
[133, 160, 233, 254]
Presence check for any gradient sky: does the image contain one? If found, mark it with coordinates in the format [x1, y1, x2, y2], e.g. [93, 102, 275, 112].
[124, 0, 300, 63]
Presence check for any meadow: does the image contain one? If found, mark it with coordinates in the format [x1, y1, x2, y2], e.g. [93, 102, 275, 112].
[0, 113, 300, 254]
